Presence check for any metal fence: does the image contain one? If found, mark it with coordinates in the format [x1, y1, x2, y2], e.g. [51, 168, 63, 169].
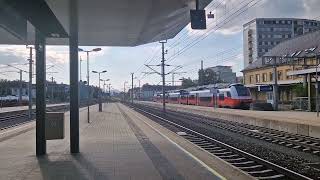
[292, 97, 311, 111]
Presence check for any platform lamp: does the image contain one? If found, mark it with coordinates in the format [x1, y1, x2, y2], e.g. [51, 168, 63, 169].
[78, 47, 102, 123]
[92, 70, 107, 112]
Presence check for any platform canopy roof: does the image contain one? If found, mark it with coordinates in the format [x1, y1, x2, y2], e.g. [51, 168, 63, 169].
[0, 0, 212, 46]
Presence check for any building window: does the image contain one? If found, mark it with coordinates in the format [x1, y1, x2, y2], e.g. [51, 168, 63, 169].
[278, 70, 283, 80]
[269, 72, 273, 81]
[262, 73, 268, 82]
[256, 74, 261, 83]
[285, 69, 292, 79]
[249, 75, 254, 84]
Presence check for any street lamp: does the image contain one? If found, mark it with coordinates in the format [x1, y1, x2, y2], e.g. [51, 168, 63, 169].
[92, 70, 107, 112]
[124, 81, 128, 101]
[100, 78, 110, 93]
[78, 47, 102, 123]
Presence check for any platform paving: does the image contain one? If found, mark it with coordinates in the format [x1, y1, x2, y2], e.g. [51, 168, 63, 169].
[0, 103, 223, 180]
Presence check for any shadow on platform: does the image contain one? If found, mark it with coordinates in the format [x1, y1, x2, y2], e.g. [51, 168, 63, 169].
[37, 153, 110, 180]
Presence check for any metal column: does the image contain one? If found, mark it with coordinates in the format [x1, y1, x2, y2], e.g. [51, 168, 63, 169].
[69, 0, 79, 153]
[87, 51, 90, 123]
[19, 70, 22, 105]
[272, 63, 279, 111]
[161, 41, 166, 113]
[307, 73, 312, 112]
[35, 30, 46, 156]
[98, 73, 102, 112]
[131, 73, 134, 104]
[28, 47, 33, 119]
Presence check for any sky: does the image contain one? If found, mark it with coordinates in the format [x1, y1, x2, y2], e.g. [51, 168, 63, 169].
[0, 0, 320, 91]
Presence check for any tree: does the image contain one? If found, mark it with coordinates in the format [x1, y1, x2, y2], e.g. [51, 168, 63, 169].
[181, 78, 196, 89]
[198, 68, 219, 85]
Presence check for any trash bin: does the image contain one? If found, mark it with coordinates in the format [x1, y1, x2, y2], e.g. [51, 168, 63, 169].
[45, 112, 65, 140]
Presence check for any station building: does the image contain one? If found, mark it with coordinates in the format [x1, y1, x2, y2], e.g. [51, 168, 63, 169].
[243, 18, 320, 69]
[242, 29, 320, 110]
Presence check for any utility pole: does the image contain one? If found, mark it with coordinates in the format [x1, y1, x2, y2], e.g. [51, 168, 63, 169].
[19, 69, 22, 105]
[160, 40, 167, 113]
[138, 80, 141, 101]
[79, 56, 83, 81]
[51, 77, 55, 103]
[108, 83, 111, 95]
[272, 57, 279, 111]
[131, 73, 134, 104]
[28, 46, 33, 119]
[87, 52, 90, 121]
[123, 81, 128, 101]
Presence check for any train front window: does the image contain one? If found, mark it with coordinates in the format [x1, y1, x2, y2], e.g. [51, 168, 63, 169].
[234, 86, 250, 96]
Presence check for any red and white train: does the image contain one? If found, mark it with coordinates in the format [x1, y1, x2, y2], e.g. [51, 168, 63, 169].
[153, 84, 252, 109]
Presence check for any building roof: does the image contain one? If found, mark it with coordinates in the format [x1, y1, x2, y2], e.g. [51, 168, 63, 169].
[243, 17, 320, 27]
[243, 29, 320, 72]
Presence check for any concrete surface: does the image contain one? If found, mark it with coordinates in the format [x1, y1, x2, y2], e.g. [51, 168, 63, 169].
[0, 103, 236, 180]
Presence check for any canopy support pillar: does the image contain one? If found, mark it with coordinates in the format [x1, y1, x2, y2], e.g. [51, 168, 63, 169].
[69, 0, 80, 153]
[35, 30, 47, 156]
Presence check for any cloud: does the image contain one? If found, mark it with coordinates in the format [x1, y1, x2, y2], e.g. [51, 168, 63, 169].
[0, 45, 110, 66]
[186, 0, 320, 37]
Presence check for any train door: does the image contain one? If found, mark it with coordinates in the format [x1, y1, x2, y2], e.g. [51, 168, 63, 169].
[218, 93, 225, 107]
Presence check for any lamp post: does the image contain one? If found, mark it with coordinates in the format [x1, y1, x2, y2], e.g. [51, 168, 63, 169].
[123, 81, 128, 101]
[92, 70, 107, 112]
[100, 78, 110, 99]
[78, 47, 101, 123]
[108, 83, 111, 97]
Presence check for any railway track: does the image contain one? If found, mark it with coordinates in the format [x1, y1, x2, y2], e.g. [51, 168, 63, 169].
[0, 102, 94, 130]
[142, 104, 320, 156]
[0, 105, 69, 130]
[129, 103, 313, 180]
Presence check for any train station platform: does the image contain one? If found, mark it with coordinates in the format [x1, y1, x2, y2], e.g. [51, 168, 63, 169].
[0, 103, 251, 180]
[137, 101, 320, 139]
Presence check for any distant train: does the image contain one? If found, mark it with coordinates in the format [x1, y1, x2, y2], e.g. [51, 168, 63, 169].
[153, 84, 252, 109]
[0, 96, 29, 107]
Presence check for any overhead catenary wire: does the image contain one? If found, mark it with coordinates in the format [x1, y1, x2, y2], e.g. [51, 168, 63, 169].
[136, 0, 257, 83]
[135, 0, 230, 78]
[166, 0, 263, 63]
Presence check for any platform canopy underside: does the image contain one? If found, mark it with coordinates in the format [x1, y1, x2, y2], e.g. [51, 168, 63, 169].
[0, 0, 212, 46]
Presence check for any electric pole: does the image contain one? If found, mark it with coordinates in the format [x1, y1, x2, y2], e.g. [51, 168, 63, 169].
[272, 57, 279, 111]
[123, 81, 128, 101]
[160, 40, 167, 113]
[131, 73, 134, 104]
[19, 69, 22, 105]
[79, 56, 83, 81]
[172, 72, 187, 86]
[51, 77, 55, 103]
[138, 80, 141, 101]
[28, 46, 33, 119]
